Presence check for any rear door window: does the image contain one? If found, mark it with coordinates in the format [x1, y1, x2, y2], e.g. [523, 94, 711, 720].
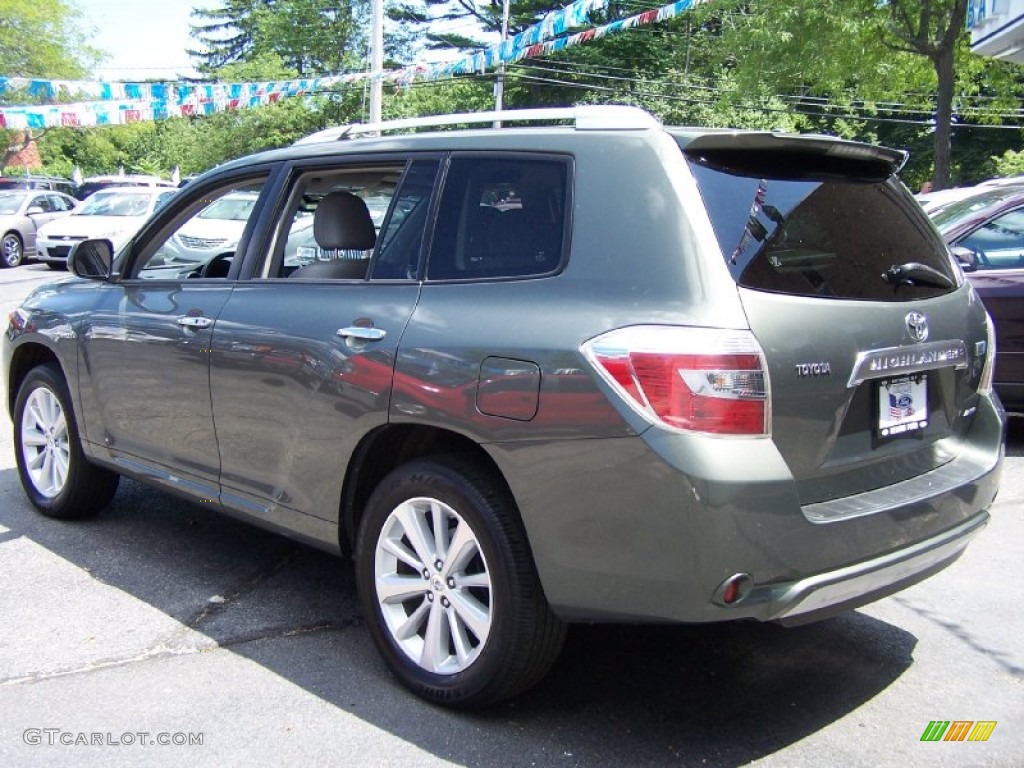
[687, 153, 957, 301]
[427, 155, 570, 280]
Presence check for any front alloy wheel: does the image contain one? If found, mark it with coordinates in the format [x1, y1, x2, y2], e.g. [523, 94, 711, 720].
[357, 458, 565, 708]
[14, 364, 119, 519]
[2, 233, 24, 268]
[20, 385, 71, 498]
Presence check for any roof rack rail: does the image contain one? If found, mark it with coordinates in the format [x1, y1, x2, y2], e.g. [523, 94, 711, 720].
[294, 105, 660, 146]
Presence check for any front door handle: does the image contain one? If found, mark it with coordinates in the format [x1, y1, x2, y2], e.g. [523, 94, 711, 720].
[337, 326, 386, 341]
[177, 315, 214, 329]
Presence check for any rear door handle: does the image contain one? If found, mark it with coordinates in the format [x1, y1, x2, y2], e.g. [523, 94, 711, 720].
[177, 315, 214, 329]
[337, 326, 386, 341]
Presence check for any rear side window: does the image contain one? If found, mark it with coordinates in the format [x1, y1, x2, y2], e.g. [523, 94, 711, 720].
[688, 154, 957, 301]
[428, 155, 569, 280]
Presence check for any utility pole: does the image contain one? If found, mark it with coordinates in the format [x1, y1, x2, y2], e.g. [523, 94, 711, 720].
[369, 0, 384, 125]
[493, 0, 511, 127]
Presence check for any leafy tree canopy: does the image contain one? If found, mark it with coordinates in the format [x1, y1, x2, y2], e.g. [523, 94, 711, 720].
[190, 0, 368, 76]
[0, 0, 104, 79]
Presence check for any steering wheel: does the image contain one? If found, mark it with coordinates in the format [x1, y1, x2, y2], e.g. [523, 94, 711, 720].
[201, 252, 234, 278]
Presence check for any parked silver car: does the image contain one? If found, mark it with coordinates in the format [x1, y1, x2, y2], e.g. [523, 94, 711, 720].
[147, 190, 260, 274]
[35, 186, 176, 269]
[0, 190, 77, 267]
[3, 106, 1005, 708]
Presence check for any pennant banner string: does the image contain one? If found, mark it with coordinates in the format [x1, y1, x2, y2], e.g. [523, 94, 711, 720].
[0, 1, 705, 130]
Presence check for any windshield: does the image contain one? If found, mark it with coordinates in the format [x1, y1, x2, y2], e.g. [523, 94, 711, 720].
[77, 191, 153, 217]
[199, 194, 258, 221]
[0, 193, 26, 215]
[931, 188, 1024, 233]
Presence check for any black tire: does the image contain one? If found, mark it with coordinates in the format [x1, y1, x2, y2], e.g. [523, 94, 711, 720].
[355, 456, 566, 708]
[13, 363, 119, 519]
[2, 232, 23, 268]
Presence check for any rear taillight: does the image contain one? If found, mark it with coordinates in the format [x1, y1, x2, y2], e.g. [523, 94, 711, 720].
[582, 326, 770, 436]
[979, 312, 996, 396]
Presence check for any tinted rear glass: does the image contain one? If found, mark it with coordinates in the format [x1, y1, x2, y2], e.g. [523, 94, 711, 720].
[687, 154, 956, 301]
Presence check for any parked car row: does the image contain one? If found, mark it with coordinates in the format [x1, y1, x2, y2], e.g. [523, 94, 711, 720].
[0, 174, 182, 269]
[0, 175, 78, 198]
[0, 173, 176, 201]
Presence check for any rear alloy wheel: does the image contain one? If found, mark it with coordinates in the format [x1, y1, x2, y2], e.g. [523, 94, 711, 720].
[356, 457, 565, 708]
[14, 364, 119, 519]
[2, 232, 24, 268]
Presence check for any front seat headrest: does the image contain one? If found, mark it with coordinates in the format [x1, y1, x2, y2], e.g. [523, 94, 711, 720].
[313, 191, 376, 251]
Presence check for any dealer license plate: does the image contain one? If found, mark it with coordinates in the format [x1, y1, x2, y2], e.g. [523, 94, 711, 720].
[878, 375, 928, 437]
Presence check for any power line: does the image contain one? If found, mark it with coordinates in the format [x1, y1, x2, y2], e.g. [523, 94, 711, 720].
[509, 57, 1024, 122]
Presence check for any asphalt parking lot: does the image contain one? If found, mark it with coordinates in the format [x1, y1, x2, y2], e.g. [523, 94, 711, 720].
[0, 263, 1021, 767]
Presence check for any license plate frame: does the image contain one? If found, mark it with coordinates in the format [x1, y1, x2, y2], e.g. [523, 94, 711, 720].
[877, 375, 928, 437]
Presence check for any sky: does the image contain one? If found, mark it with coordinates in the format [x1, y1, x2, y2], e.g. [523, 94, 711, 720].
[70, 0, 466, 83]
[74, 0, 211, 81]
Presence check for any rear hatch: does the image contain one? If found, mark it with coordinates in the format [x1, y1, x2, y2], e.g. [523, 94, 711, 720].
[679, 133, 991, 505]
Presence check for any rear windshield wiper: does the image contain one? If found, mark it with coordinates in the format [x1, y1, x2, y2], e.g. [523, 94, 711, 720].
[881, 262, 954, 290]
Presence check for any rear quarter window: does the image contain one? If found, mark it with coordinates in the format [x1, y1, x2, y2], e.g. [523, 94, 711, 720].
[687, 153, 957, 301]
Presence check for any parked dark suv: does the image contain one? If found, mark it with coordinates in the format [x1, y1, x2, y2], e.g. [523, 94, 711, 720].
[3, 106, 1005, 708]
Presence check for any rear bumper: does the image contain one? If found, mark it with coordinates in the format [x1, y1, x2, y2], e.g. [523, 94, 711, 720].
[503, 393, 1004, 624]
[738, 512, 988, 625]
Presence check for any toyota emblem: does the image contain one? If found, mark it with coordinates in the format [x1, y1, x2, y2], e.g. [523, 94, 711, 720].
[906, 311, 929, 342]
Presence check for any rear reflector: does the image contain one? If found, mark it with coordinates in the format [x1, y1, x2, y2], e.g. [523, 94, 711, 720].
[715, 573, 754, 606]
[979, 312, 996, 396]
[582, 326, 770, 436]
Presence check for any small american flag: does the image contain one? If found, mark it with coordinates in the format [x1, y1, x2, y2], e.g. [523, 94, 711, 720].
[889, 392, 914, 420]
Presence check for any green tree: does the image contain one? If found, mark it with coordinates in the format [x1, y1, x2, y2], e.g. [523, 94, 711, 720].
[699, 0, 1024, 189]
[383, 77, 494, 118]
[211, 51, 299, 82]
[0, 0, 105, 169]
[0, 0, 103, 79]
[190, 0, 367, 76]
[993, 148, 1024, 178]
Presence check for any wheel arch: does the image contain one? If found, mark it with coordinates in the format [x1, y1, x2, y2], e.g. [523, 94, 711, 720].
[338, 424, 513, 557]
[6, 342, 62, 419]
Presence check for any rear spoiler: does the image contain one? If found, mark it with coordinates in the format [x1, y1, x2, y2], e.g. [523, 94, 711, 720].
[675, 130, 908, 181]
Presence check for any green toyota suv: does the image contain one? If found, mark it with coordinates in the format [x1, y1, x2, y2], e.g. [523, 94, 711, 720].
[3, 106, 1004, 707]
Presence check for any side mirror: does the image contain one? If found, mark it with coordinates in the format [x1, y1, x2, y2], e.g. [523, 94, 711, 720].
[68, 239, 114, 279]
[951, 245, 978, 273]
[26, 205, 45, 215]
